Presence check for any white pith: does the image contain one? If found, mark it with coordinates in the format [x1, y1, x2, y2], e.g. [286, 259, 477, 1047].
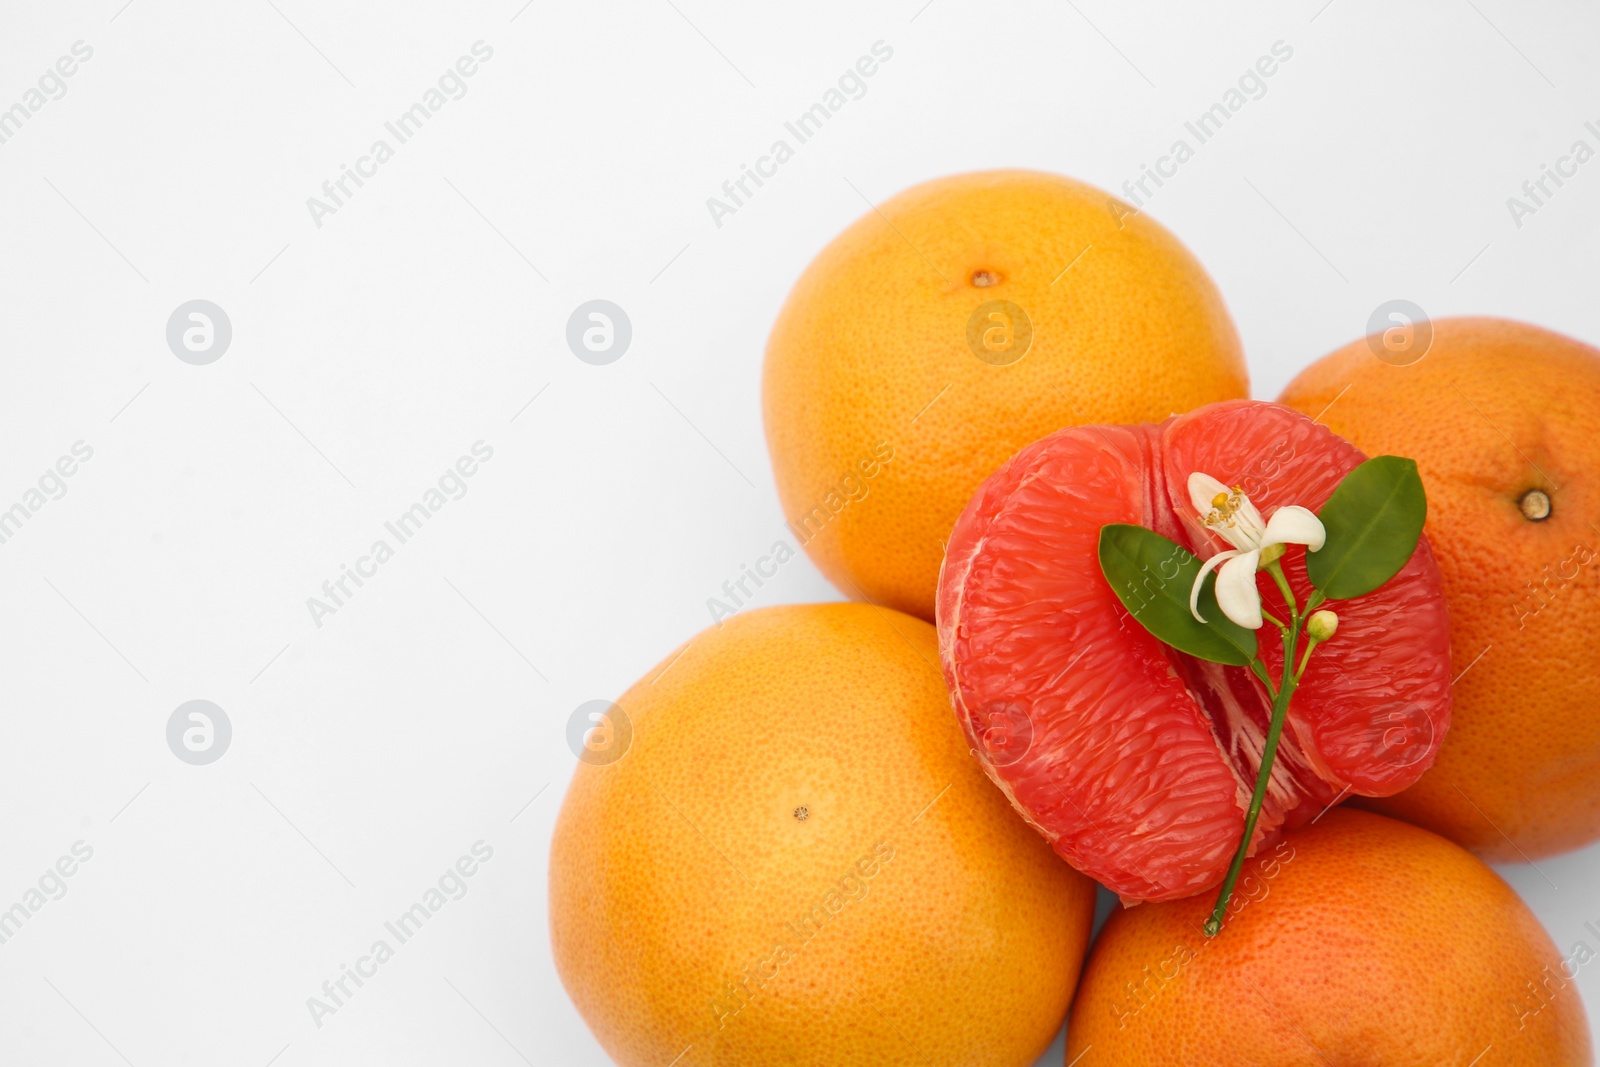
[1187, 658, 1303, 821]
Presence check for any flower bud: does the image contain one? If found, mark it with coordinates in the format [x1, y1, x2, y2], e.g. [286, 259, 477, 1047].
[1307, 609, 1338, 642]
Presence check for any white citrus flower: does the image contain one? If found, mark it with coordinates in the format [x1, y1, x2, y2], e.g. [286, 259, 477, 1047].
[1186, 472, 1326, 630]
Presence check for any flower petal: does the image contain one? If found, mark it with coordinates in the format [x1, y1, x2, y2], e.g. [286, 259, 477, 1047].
[1215, 549, 1264, 630]
[1188, 548, 1241, 622]
[1235, 494, 1267, 545]
[1187, 472, 1230, 519]
[1262, 505, 1327, 551]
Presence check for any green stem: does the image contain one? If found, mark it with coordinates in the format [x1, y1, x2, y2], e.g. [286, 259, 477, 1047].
[1260, 608, 1288, 633]
[1204, 617, 1301, 937]
[1295, 638, 1320, 680]
[1266, 559, 1298, 619]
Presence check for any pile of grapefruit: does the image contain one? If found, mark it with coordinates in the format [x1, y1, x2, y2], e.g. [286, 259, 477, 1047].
[551, 171, 1599, 1065]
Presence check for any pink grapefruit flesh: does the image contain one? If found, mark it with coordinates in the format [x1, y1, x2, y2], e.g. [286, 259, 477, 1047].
[936, 400, 1452, 903]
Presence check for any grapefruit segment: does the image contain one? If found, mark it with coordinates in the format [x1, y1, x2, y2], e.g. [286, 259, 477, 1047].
[938, 400, 1451, 903]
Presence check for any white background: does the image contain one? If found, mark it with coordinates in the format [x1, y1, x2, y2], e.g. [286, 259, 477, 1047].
[0, 1, 1596, 1064]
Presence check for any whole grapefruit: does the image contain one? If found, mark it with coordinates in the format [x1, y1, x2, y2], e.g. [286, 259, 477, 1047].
[1280, 317, 1600, 859]
[763, 170, 1247, 621]
[1066, 808, 1592, 1065]
[549, 603, 1096, 1066]
[937, 400, 1452, 902]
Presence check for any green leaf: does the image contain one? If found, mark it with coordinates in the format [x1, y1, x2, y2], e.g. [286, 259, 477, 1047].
[1098, 524, 1258, 667]
[1306, 455, 1427, 600]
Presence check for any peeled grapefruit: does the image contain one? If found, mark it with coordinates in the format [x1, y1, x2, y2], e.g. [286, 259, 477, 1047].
[763, 170, 1248, 622]
[550, 603, 1096, 1067]
[937, 400, 1453, 903]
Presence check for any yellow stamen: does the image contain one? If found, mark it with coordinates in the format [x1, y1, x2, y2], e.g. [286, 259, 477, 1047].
[1206, 487, 1247, 528]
